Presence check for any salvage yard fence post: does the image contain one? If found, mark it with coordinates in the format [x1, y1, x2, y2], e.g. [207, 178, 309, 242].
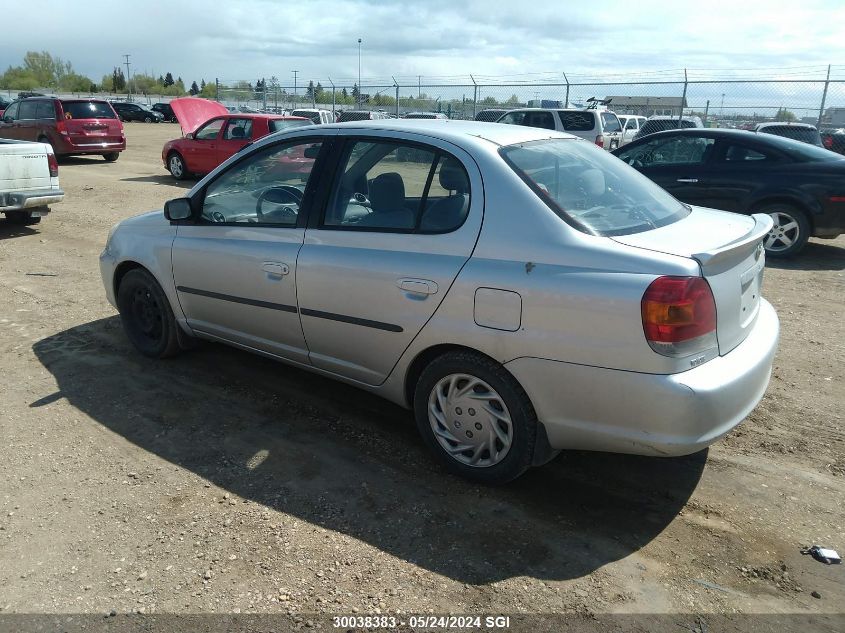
[818, 64, 831, 128]
[678, 69, 688, 125]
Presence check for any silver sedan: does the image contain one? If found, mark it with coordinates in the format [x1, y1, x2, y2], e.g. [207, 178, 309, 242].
[100, 120, 779, 484]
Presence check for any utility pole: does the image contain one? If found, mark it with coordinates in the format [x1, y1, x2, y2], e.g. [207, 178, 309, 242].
[418, 75, 421, 99]
[122, 54, 132, 101]
[292, 70, 299, 109]
[357, 38, 362, 108]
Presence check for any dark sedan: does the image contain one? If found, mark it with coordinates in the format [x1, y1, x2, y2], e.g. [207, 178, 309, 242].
[613, 129, 845, 256]
[151, 102, 177, 122]
[111, 101, 164, 123]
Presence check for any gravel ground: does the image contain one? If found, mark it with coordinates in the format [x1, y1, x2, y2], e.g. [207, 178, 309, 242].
[0, 123, 843, 631]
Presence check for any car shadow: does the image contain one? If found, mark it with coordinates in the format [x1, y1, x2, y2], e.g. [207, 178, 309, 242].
[766, 239, 845, 271]
[0, 220, 39, 240]
[33, 317, 706, 584]
[121, 175, 194, 188]
[57, 156, 114, 166]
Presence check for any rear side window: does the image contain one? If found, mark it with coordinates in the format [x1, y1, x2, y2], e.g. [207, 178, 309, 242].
[600, 112, 621, 133]
[722, 144, 771, 162]
[501, 138, 688, 236]
[18, 100, 37, 119]
[324, 140, 470, 233]
[62, 101, 116, 119]
[558, 111, 596, 131]
[36, 101, 55, 119]
[269, 119, 313, 132]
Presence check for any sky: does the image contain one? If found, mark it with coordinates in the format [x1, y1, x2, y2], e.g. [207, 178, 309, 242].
[1, 0, 844, 89]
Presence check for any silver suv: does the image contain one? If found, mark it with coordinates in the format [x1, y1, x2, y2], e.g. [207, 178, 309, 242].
[496, 108, 623, 149]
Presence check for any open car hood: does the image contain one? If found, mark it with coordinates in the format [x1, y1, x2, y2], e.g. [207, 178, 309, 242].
[169, 97, 228, 135]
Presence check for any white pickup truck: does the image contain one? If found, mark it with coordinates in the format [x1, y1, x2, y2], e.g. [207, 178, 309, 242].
[0, 139, 64, 225]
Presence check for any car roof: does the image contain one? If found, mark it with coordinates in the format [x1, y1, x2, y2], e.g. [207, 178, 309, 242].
[228, 113, 310, 121]
[756, 121, 816, 129]
[295, 118, 578, 146]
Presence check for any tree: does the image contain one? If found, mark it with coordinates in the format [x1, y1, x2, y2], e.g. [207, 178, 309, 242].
[200, 78, 206, 91]
[112, 67, 126, 91]
[189, 80, 199, 95]
[774, 107, 797, 122]
[305, 80, 315, 100]
[341, 87, 348, 99]
[163, 72, 174, 87]
[351, 83, 360, 103]
[315, 82, 324, 100]
[157, 75, 165, 85]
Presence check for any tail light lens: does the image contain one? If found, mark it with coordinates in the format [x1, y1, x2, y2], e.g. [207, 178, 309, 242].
[47, 151, 59, 178]
[595, 134, 605, 148]
[823, 136, 833, 148]
[642, 276, 717, 357]
[56, 119, 68, 135]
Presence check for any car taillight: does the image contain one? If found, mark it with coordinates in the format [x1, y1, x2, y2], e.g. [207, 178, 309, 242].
[595, 134, 604, 148]
[823, 136, 833, 148]
[56, 119, 68, 135]
[642, 276, 717, 357]
[47, 151, 59, 178]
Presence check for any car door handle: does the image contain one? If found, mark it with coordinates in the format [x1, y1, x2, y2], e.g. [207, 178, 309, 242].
[262, 262, 289, 277]
[397, 278, 438, 295]
[676, 178, 699, 183]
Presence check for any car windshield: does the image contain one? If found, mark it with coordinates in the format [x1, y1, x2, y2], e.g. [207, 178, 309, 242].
[758, 126, 822, 146]
[62, 101, 116, 119]
[501, 138, 689, 236]
[269, 119, 314, 132]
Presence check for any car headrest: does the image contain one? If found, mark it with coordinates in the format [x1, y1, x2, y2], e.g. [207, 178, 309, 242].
[439, 159, 468, 192]
[370, 172, 405, 213]
[579, 168, 605, 198]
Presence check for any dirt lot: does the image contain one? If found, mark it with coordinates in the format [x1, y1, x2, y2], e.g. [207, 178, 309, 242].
[0, 124, 843, 630]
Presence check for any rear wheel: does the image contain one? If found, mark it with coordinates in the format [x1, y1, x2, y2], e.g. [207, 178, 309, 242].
[167, 152, 189, 180]
[144, 116, 152, 123]
[413, 351, 537, 484]
[756, 203, 810, 257]
[6, 210, 41, 225]
[116, 269, 181, 358]
[103, 152, 119, 162]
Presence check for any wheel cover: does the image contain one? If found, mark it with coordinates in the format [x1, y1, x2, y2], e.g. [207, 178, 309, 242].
[169, 155, 183, 177]
[130, 287, 164, 342]
[427, 373, 513, 468]
[765, 211, 800, 252]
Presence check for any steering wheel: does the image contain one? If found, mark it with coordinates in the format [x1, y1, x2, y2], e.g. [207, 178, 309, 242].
[256, 185, 303, 222]
[210, 210, 226, 223]
[351, 192, 371, 207]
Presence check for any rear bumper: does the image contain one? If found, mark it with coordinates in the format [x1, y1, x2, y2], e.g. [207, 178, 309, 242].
[505, 299, 779, 457]
[54, 136, 125, 155]
[0, 188, 64, 211]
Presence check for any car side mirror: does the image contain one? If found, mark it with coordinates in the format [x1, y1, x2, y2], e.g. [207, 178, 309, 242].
[303, 145, 320, 159]
[185, 132, 194, 140]
[164, 197, 193, 221]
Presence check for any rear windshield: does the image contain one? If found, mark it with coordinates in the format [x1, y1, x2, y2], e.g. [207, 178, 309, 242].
[757, 133, 844, 162]
[62, 100, 116, 120]
[639, 120, 697, 136]
[558, 111, 596, 131]
[500, 138, 689, 236]
[758, 126, 822, 146]
[268, 119, 314, 132]
[338, 111, 371, 122]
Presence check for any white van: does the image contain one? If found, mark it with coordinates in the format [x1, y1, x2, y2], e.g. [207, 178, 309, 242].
[291, 109, 335, 125]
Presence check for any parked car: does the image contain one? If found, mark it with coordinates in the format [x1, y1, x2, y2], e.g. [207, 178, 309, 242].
[111, 102, 164, 123]
[0, 95, 11, 118]
[754, 122, 823, 147]
[820, 128, 845, 155]
[101, 120, 779, 484]
[613, 128, 845, 256]
[474, 108, 510, 122]
[633, 115, 703, 141]
[0, 97, 125, 160]
[403, 112, 448, 119]
[162, 97, 313, 179]
[337, 110, 390, 122]
[151, 102, 178, 123]
[618, 114, 647, 146]
[290, 109, 335, 125]
[0, 138, 63, 224]
[496, 107, 623, 149]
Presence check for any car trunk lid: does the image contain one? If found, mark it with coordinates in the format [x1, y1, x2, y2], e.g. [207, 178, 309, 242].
[169, 97, 228, 136]
[613, 207, 772, 355]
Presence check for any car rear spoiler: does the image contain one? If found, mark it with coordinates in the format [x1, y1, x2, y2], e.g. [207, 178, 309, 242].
[692, 213, 773, 274]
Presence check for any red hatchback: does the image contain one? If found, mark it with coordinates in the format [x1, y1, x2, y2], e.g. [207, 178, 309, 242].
[0, 97, 126, 160]
[162, 98, 313, 179]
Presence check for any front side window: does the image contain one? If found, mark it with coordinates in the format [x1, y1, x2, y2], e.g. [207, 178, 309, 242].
[616, 135, 715, 167]
[501, 138, 689, 236]
[3, 102, 19, 120]
[323, 140, 470, 233]
[498, 111, 526, 126]
[201, 139, 323, 226]
[195, 118, 225, 140]
[223, 118, 253, 140]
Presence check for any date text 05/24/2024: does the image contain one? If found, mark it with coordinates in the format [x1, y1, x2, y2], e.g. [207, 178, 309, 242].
[333, 615, 511, 629]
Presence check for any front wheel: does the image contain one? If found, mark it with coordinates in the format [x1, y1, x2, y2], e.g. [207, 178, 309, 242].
[6, 210, 41, 225]
[103, 152, 119, 162]
[413, 351, 538, 484]
[757, 204, 810, 257]
[116, 269, 182, 358]
[168, 152, 189, 180]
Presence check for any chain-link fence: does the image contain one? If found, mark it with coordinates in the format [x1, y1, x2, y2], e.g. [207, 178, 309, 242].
[204, 66, 845, 128]
[8, 66, 845, 129]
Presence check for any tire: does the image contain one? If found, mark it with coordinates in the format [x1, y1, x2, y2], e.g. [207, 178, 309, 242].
[755, 203, 810, 257]
[167, 152, 189, 180]
[413, 350, 538, 484]
[116, 268, 181, 359]
[103, 152, 119, 162]
[6, 210, 41, 225]
[144, 116, 152, 123]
